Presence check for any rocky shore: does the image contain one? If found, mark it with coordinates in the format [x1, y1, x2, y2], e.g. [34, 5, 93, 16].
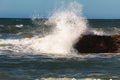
[22, 33, 120, 53]
[74, 34, 120, 53]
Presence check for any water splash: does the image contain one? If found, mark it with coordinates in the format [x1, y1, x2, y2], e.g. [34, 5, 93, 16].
[35, 1, 87, 54]
[0, 1, 87, 55]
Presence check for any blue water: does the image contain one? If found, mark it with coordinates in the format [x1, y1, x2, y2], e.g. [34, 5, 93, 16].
[0, 53, 119, 80]
[0, 19, 120, 80]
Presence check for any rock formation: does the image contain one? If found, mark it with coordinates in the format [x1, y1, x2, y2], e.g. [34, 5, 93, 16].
[22, 33, 33, 38]
[74, 34, 120, 53]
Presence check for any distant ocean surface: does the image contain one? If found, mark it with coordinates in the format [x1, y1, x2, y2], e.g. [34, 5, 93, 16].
[0, 18, 120, 80]
[0, 19, 120, 35]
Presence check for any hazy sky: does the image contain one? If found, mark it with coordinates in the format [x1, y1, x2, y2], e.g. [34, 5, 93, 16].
[0, 0, 120, 19]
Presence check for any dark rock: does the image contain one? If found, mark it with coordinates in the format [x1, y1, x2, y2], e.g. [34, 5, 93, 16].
[73, 34, 118, 53]
[22, 33, 33, 38]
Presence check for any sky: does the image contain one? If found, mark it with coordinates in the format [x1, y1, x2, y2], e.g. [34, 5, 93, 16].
[0, 0, 120, 19]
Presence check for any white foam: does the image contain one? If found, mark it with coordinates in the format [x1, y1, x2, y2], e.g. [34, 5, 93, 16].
[0, 1, 87, 56]
[37, 78, 113, 80]
[87, 27, 120, 36]
[16, 24, 23, 28]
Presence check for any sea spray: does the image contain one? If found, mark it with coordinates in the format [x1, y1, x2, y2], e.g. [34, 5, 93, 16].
[34, 2, 88, 54]
[0, 1, 88, 55]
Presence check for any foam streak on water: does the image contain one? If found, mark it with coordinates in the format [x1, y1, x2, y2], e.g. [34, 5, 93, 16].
[0, 1, 87, 56]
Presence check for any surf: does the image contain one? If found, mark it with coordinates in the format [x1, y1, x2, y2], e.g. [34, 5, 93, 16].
[0, 1, 88, 56]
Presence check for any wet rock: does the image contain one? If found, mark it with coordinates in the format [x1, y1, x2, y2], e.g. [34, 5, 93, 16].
[22, 33, 34, 38]
[73, 34, 119, 53]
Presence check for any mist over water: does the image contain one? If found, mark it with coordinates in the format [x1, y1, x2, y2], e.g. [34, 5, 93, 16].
[0, 1, 88, 56]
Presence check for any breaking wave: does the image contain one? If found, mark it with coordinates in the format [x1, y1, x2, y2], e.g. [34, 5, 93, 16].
[0, 1, 88, 56]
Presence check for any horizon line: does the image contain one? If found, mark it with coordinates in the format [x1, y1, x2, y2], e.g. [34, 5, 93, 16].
[0, 17, 120, 19]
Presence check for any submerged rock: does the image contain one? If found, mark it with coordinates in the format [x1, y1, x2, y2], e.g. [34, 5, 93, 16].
[22, 33, 33, 38]
[73, 34, 120, 53]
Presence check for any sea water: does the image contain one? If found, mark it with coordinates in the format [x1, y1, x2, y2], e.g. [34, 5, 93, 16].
[0, 1, 120, 80]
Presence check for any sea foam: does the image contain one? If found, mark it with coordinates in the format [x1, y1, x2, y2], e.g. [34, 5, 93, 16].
[0, 1, 87, 55]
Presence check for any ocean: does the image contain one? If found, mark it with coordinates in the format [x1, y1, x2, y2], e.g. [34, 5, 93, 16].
[0, 2, 120, 80]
